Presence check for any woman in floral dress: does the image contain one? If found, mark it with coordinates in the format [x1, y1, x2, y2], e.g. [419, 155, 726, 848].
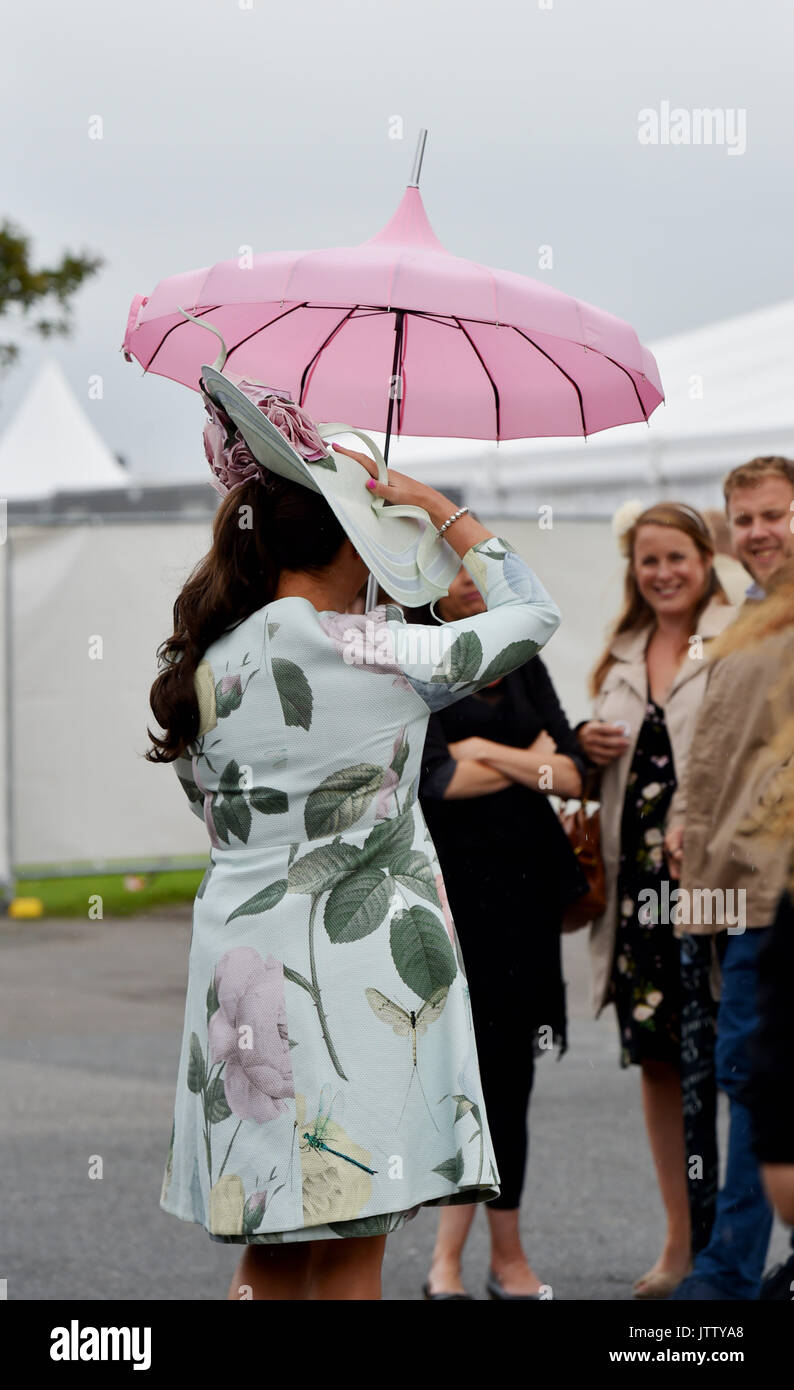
[579, 501, 735, 1299]
[612, 702, 679, 1067]
[146, 387, 561, 1300]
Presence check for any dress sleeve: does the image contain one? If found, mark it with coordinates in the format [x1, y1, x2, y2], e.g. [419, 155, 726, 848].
[419, 713, 458, 800]
[388, 537, 561, 712]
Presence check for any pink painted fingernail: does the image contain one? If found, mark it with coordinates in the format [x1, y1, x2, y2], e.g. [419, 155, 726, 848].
[366, 478, 376, 490]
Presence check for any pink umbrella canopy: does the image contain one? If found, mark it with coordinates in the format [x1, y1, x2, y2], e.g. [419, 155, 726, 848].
[122, 182, 663, 444]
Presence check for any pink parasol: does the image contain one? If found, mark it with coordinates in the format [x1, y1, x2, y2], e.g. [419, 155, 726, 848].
[122, 132, 663, 457]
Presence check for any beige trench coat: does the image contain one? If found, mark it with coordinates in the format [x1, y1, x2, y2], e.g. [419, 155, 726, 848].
[587, 598, 737, 1016]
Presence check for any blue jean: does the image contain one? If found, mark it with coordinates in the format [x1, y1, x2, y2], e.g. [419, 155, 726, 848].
[680, 934, 719, 1253]
[688, 927, 774, 1299]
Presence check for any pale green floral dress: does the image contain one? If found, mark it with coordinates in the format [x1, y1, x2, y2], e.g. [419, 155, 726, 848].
[159, 538, 560, 1243]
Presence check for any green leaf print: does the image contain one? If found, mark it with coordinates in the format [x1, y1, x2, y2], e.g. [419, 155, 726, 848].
[225, 878, 288, 924]
[187, 1032, 206, 1094]
[218, 759, 244, 791]
[304, 764, 384, 840]
[390, 905, 457, 999]
[206, 1075, 232, 1124]
[272, 657, 313, 730]
[359, 812, 414, 869]
[433, 1149, 464, 1184]
[390, 729, 410, 779]
[390, 850, 442, 905]
[212, 791, 252, 846]
[267, 622, 280, 638]
[328, 1212, 407, 1237]
[478, 639, 540, 686]
[177, 773, 203, 806]
[249, 786, 289, 815]
[196, 859, 214, 900]
[324, 871, 394, 943]
[206, 976, 219, 1020]
[215, 677, 243, 719]
[161, 1118, 175, 1202]
[452, 1094, 476, 1122]
[282, 965, 318, 1000]
[288, 841, 363, 895]
[477, 542, 509, 561]
[430, 629, 482, 685]
[383, 604, 404, 623]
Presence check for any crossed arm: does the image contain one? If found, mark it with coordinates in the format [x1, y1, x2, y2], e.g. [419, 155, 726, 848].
[444, 730, 583, 800]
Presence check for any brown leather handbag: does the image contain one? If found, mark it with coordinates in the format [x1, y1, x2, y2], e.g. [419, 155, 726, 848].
[559, 770, 606, 932]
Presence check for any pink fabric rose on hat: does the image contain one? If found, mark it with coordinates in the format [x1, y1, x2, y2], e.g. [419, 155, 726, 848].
[233, 379, 328, 462]
[200, 376, 328, 497]
[202, 395, 262, 497]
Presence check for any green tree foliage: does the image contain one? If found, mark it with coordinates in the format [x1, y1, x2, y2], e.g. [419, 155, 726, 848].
[0, 219, 103, 375]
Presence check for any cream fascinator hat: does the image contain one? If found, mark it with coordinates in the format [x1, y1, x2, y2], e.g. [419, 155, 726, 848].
[180, 310, 460, 608]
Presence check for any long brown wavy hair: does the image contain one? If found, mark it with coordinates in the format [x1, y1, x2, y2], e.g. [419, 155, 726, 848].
[590, 501, 729, 696]
[145, 472, 346, 763]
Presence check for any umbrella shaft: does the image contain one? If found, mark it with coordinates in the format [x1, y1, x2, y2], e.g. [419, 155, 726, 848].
[384, 309, 405, 464]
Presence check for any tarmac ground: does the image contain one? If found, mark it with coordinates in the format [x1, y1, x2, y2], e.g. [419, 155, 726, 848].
[1, 907, 789, 1301]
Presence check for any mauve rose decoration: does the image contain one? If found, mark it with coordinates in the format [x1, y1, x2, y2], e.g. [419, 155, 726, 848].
[200, 376, 328, 498]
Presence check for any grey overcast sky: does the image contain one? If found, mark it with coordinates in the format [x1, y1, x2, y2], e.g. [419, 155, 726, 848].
[3, 0, 793, 482]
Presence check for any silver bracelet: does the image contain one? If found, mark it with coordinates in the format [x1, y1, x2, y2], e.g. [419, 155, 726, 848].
[437, 506, 469, 536]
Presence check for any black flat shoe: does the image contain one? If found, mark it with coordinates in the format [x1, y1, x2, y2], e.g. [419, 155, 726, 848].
[422, 1281, 473, 1300]
[486, 1269, 546, 1301]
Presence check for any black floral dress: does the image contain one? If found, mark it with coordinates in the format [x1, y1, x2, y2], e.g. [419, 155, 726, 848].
[609, 699, 682, 1069]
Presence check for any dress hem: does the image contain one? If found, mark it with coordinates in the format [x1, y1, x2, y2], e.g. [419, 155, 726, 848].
[161, 1182, 500, 1244]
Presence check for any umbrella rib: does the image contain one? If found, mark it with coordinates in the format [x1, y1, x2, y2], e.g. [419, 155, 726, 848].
[599, 353, 650, 422]
[511, 327, 587, 436]
[146, 305, 223, 372]
[297, 307, 358, 406]
[452, 317, 501, 440]
[223, 302, 310, 367]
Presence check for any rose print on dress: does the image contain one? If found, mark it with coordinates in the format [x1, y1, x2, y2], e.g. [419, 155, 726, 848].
[187, 949, 295, 1193]
[209, 947, 295, 1124]
[318, 608, 413, 694]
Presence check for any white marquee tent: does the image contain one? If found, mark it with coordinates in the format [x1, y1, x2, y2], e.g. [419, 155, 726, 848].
[0, 359, 129, 500]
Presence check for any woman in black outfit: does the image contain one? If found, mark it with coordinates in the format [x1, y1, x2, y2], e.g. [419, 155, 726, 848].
[411, 564, 588, 1300]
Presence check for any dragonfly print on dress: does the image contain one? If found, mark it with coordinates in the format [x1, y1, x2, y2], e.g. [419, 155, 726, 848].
[292, 1086, 376, 1226]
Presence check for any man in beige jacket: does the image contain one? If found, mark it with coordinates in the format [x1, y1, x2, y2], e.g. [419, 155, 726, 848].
[666, 456, 794, 1301]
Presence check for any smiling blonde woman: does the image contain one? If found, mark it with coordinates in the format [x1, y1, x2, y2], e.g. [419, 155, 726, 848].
[579, 501, 735, 1299]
